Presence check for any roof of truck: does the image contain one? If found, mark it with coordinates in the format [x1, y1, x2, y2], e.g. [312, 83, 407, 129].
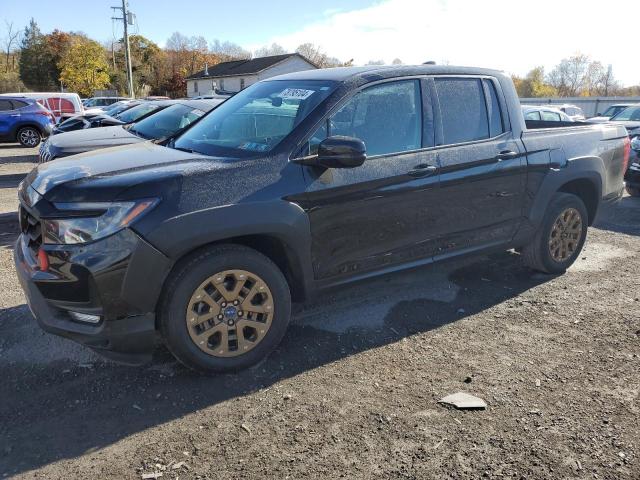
[268, 65, 506, 82]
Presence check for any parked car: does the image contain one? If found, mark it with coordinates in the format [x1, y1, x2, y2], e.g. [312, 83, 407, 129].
[15, 65, 629, 372]
[39, 99, 223, 162]
[0, 96, 55, 147]
[0, 92, 83, 123]
[608, 104, 640, 139]
[82, 96, 129, 109]
[550, 104, 585, 121]
[52, 100, 143, 134]
[521, 105, 572, 122]
[587, 104, 635, 123]
[624, 136, 640, 196]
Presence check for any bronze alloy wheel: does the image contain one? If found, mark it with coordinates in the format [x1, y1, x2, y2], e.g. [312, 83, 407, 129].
[548, 207, 583, 262]
[185, 269, 274, 357]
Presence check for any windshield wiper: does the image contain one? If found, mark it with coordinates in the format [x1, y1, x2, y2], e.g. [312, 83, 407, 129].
[172, 145, 196, 153]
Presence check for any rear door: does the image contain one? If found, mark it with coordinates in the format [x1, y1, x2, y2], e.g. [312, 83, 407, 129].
[432, 76, 526, 257]
[294, 78, 442, 282]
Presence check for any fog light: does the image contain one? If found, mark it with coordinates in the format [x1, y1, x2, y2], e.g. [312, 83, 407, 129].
[68, 311, 101, 324]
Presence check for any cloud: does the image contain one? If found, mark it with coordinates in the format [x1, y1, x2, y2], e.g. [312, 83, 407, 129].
[268, 0, 638, 85]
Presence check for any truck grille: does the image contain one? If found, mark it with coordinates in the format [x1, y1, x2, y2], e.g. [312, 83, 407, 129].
[19, 205, 42, 258]
[39, 140, 52, 163]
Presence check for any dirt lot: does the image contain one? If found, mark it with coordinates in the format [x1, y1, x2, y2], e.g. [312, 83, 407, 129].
[0, 144, 638, 479]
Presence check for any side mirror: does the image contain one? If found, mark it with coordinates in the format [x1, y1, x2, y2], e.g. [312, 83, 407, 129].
[596, 112, 601, 116]
[308, 136, 366, 169]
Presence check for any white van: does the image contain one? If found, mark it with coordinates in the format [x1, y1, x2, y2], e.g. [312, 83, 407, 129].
[0, 92, 83, 123]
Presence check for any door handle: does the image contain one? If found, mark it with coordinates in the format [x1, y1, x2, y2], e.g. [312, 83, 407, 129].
[408, 164, 437, 177]
[496, 150, 518, 161]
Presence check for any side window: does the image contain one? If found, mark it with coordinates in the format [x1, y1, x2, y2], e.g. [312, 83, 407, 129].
[524, 110, 541, 121]
[0, 100, 13, 111]
[483, 79, 505, 137]
[11, 100, 28, 109]
[541, 111, 561, 121]
[435, 78, 489, 144]
[307, 80, 424, 157]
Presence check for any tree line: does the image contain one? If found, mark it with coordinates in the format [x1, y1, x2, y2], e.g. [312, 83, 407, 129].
[2, 19, 639, 98]
[512, 54, 639, 98]
[0, 18, 352, 97]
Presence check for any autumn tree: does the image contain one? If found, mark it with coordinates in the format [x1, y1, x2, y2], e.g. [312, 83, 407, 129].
[295, 43, 350, 68]
[514, 67, 557, 97]
[254, 43, 287, 58]
[59, 36, 110, 96]
[547, 54, 590, 97]
[209, 39, 251, 60]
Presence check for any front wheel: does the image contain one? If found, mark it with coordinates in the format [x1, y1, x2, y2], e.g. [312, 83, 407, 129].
[522, 193, 588, 274]
[17, 127, 41, 148]
[625, 185, 640, 197]
[159, 244, 291, 373]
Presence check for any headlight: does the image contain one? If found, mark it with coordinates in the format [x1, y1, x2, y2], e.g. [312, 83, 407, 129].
[43, 199, 158, 244]
[631, 136, 640, 151]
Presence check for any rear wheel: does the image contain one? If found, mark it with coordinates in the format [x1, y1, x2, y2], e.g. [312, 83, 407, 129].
[625, 185, 640, 197]
[159, 244, 291, 373]
[17, 127, 41, 148]
[522, 193, 588, 274]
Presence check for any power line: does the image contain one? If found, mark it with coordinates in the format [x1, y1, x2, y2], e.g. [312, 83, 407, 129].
[111, 0, 135, 98]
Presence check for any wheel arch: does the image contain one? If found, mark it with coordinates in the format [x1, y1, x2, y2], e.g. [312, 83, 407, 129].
[144, 201, 316, 316]
[11, 121, 46, 138]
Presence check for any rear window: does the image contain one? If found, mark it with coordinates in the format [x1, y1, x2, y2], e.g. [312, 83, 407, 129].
[524, 110, 541, 121]
[12, 100, 28, 109]
[435, 78, 489, 144]
[541, 111, 561, 121]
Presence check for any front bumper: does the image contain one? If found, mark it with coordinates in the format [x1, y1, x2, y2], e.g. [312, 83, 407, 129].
[13, 226, 172, 364]
[624, 149, 640, 188]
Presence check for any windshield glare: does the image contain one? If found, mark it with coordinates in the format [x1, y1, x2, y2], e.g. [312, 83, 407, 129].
[611, 107, 640, 121]
[130, 104, 204, 140]
[174, 80, 336, 157]
[115, 103, 161, 123]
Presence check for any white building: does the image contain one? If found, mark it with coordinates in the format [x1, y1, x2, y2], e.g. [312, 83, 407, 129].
[186, 53, 317, 97]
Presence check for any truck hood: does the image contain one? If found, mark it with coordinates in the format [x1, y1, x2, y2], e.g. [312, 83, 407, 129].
[48, 125, 140, 154]
[27, 142, 209, 197]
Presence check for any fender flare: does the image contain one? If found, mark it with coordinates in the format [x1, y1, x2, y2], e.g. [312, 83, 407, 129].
[526, 156, 604, 228]
[141, 200, 316, 301]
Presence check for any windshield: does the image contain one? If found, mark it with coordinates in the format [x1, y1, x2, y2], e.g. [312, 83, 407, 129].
[611, 106, 640, 121]
[129, 104, 205, 140]
[115, 103, 162, 123]
[174, 80, 337, 157]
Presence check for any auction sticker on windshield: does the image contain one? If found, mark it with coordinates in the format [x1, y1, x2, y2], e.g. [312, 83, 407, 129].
[278, 88, 315, 100]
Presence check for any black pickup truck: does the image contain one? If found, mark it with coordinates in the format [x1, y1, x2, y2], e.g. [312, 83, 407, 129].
[14, 65, 629, 372]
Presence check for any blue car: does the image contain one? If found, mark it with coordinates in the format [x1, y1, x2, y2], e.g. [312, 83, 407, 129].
[0, 96, 55, 147]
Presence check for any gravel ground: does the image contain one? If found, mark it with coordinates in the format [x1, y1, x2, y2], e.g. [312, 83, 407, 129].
[0, 145, 638, 479]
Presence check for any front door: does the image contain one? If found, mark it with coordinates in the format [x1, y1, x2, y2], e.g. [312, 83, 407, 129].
[292, 78, 442, 283]
[0, 99, 15, 139]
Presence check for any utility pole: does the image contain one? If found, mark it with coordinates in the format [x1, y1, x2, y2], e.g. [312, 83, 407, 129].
[111, 0, 135, 98]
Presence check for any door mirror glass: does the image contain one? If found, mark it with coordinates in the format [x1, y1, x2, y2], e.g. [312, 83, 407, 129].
[317, 136, 366, 168]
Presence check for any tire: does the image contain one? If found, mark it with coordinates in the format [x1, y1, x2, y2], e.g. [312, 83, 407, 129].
[17, 126, 41, 148]
[159, 244, 291, 373]
[625, 185, 640, 197]
[522, 192, 588, 274]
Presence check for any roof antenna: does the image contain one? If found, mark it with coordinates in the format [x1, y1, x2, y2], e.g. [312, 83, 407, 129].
[204, 62, 209, 76]
[423, 61, 436, 65]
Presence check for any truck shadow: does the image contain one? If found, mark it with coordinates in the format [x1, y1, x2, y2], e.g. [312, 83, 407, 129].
[593, 195, 640, 236]
[0, 251, 555, 476]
